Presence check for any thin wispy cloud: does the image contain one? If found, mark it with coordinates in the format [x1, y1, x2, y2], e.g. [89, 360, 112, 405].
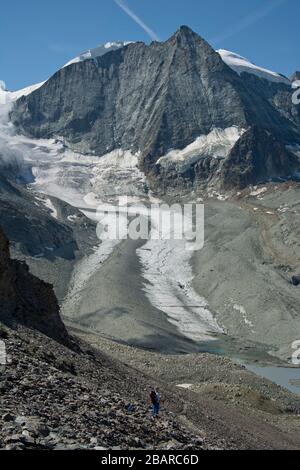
[114, 0, 161, 41]
[212, 0, 289, 45]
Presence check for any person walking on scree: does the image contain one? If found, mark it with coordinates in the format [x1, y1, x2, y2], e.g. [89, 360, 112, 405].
[150, 388, 161, 418]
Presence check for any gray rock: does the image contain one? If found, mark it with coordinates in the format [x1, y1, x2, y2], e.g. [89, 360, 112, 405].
[2, 413, 14, 422]
[5, 443, 25, 450]
[4, 433, 24, 444]
[24, 419, 50, 438]
[15, 415, 27, 426]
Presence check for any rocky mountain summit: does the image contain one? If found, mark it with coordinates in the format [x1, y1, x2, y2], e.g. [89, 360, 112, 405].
[10, 26, 300, 191]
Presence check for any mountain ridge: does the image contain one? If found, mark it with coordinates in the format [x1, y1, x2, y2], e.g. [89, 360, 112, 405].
[9, 26, 300, 190]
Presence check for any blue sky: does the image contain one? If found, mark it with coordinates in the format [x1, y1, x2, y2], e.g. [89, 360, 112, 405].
[1, 0, 299, 90]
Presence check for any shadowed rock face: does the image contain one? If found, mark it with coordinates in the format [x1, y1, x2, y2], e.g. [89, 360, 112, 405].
[221, 127, 300, 189]
[11, 28, 247, 157]
[0, 169, 77, 259]
[0, 227, 69, 345]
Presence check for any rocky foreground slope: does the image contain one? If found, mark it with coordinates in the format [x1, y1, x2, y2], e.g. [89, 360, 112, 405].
[2, 323, 300, 451]
[1, 227, 300, 450]
[0, 326, 206, 451]
[0, 227, 202, 450]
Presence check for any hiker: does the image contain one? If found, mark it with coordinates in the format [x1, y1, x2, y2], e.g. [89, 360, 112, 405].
[150, 388, 161, 418]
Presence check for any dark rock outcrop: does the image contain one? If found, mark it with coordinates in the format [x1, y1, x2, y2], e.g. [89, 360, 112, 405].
[291, 275, 300, 286]
[151, 154, 222, 194]
[0, 173, 77, 259]
[0, 227, 69, 344]
[0, 150, 33, 184]
[291, 71, 300, 82]
[221, 127, 300, 189]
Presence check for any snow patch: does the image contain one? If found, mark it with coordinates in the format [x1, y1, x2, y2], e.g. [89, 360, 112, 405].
[278, 207, 289, 213]
[233, 304, 255, 331]
[43, 198, 58, 219]
[218, 49, 290, 85]
[176, 384, 193, 389]
[67, 215, 79, 222]
[35, 196, 58, 219]
[250, 187, 267, 197]
[208, 190, 229, 201]
[0, 81, 45, 181]
[63, 41, 133, 68]
[0, 81, 45, 105]
[157, 127, 244, 169]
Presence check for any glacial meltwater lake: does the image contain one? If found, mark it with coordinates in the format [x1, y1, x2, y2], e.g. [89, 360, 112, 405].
[243, 364, 300, 395]
[193, 337, 300, 395]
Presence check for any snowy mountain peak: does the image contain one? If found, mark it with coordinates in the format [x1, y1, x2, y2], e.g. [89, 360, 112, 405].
[63, 41, 133, 68]
[217, 49, 290, 85]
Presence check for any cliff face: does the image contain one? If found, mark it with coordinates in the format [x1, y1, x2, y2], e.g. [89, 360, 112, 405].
[10, 28, 246, 157]
[221, 127, 299, 189]
[0, 227, 69, 345]
[11, 28, 300, 156]
[221, 127, 300, 189]
[0, 172, 77, 259]
[10, 26, 300, 190]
